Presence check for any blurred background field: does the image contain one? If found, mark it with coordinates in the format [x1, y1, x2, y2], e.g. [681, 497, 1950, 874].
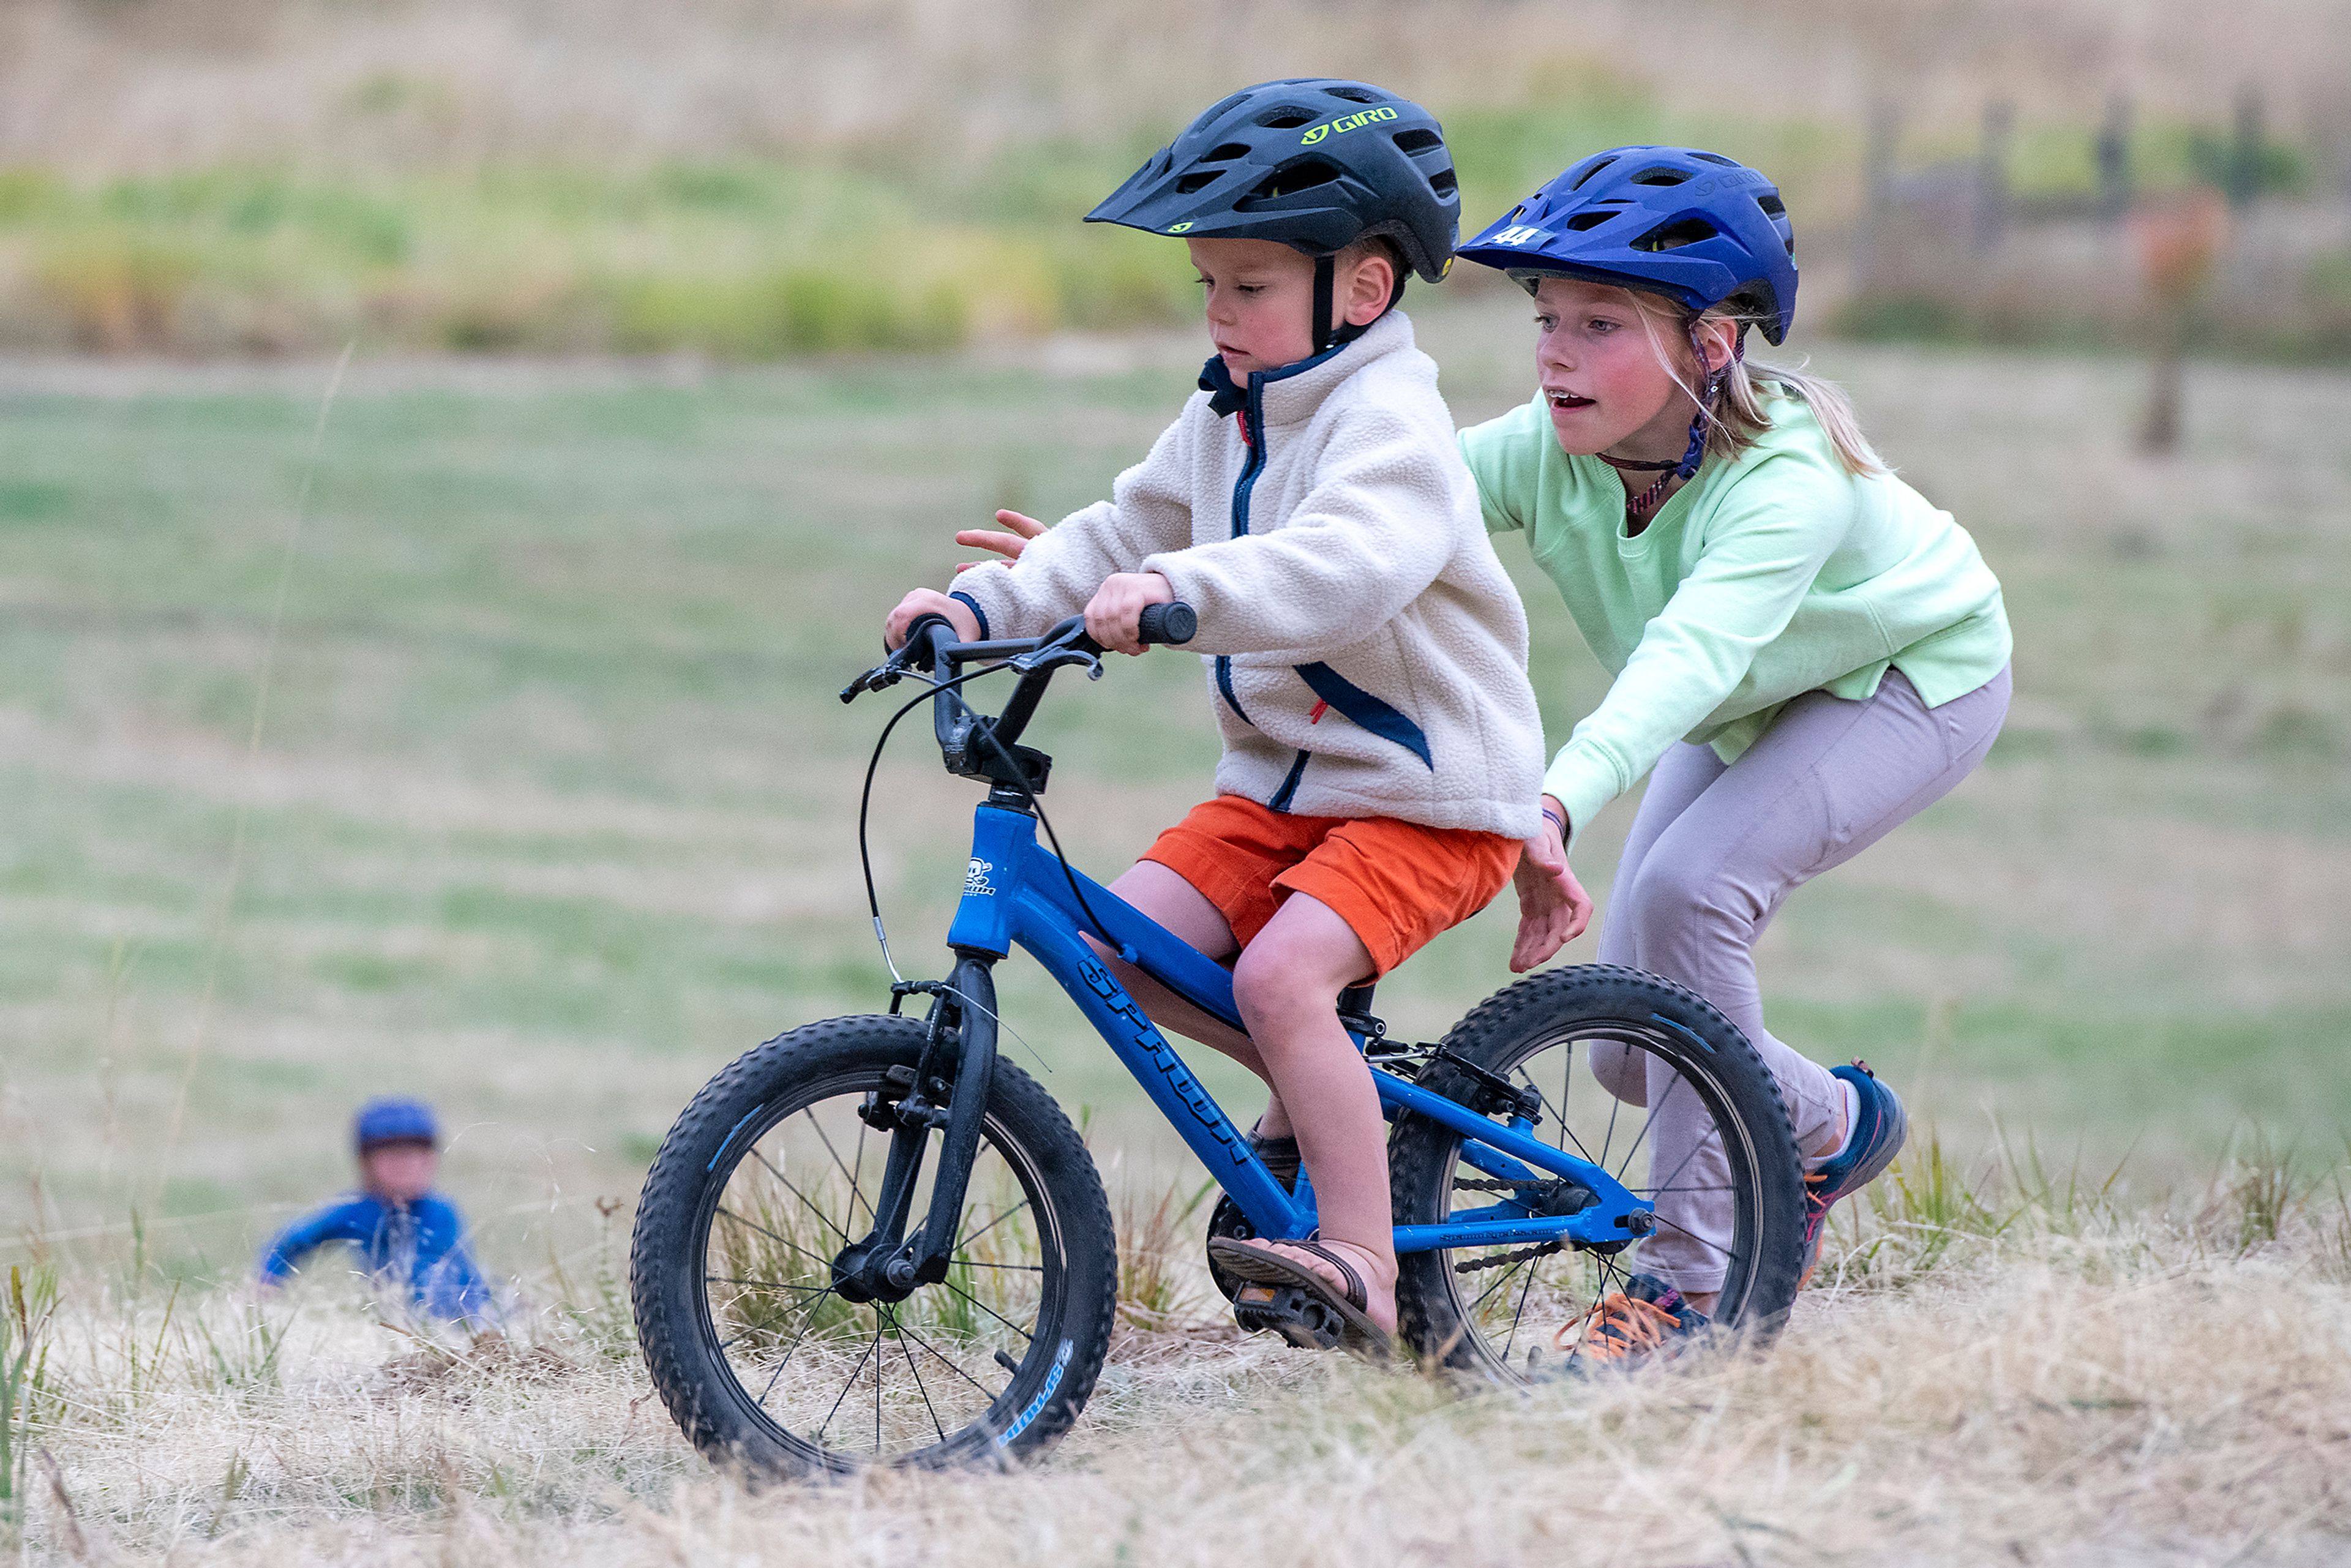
[2, 0, 2350, 359]
[0, 0, 2347, 1294]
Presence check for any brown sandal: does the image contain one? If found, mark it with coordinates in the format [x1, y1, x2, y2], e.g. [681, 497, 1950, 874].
[1208, 1236, 1392, 1359]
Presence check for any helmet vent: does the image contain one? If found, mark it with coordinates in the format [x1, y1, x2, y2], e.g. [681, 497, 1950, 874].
[1241, 158, 1341, 204]
[1629, 167, 1692, 187]
[1567, 156, 1616, 191]
[1691, 152, 1738, 167]
[1757, 192, 1787, 218]
[1429, 167, 1457, 197]
[1199, 142, 1252, 163]
[1174, 170, 1224, 195]
[1633, 216, 1718, 251]
[1256, 106, 1318, 129]
[1392, 127, 1444, 155]
[1564, 211, 1613, 231]
[1325, 85, 1382, 103]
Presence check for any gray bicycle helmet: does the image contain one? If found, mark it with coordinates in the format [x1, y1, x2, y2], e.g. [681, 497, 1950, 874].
[1087, 80, 1460, 351]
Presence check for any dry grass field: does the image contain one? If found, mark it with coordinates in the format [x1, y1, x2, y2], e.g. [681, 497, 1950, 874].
[2, 293, 2349, 1557]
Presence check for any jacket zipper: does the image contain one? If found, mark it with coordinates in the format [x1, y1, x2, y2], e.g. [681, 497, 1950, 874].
[1213, 384, 1269, 728]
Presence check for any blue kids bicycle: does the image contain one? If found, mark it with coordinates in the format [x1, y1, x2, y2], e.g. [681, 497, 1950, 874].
[631, 609, 1805, 1479]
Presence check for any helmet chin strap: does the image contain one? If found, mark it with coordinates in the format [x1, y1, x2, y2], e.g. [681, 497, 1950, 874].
[1598, 318, 1744, 520]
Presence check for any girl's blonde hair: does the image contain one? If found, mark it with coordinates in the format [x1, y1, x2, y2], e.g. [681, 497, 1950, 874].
[1625, 290, 1888, 478]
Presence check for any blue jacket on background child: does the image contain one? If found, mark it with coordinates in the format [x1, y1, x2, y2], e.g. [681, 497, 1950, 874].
[256, 1097, 496, 1324]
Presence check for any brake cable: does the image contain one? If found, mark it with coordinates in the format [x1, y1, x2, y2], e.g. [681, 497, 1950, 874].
[852, 638, 1122, 986]
[854, 661, 1005, 983]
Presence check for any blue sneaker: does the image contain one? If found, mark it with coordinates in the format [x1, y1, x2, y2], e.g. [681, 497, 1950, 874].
[1799, 1061, 1908, 1288]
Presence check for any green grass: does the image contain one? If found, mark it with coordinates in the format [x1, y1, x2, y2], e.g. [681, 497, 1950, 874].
[0, 77, 1875, 358]
[1, 310, 2347, 1283]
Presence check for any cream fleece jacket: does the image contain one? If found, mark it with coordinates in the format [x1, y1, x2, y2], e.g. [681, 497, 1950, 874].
[950, 311, 1543, 839]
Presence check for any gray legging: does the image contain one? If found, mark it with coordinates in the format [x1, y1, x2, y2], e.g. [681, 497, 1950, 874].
[1589, 664, 2012, 1293]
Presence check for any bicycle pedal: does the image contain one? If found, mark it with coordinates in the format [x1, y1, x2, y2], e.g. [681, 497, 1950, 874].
[1231, 1283, 1343, 1351]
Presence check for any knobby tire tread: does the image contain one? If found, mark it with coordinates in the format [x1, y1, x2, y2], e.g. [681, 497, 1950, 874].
[630, 1014, 1117, 1480]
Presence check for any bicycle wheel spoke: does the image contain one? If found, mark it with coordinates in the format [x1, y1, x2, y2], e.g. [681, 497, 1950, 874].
[873, 1310, 885, 1454]
[890, 1316, 1008, 1403]
[714, 1206, 833, 1270]
[883, 1308, 949, 1445]
[1649, 1120, 1727, 1200]
[751, 1285, 840, 1411]
[954, 1196, 1033, 1254]
[1644, 1210, 1750, 1270]
[1466, 1255, 1532, 1316]
[952, 1259, 1044, 1273]
[706, 1274, 827, 1294]
[751, 1148, 853, 1245]
[814, 1316, 883, 1449]
[938, 1278, 1033, 1342]
[1501, 1253, 1541, 1360]
[804, 1109, 877, 1226]
[1613, 1071, 1687, 1185]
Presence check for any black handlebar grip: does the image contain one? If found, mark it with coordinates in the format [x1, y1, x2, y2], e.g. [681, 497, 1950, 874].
[1137, 602, 1197, 646]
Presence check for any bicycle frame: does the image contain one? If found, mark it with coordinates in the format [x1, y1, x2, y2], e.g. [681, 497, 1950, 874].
[943, 802, 1655, 1255]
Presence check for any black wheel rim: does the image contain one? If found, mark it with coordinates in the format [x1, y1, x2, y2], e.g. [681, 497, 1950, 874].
[1429, 1020, 1765, 1381]
[686, 1067, 1068, 1468]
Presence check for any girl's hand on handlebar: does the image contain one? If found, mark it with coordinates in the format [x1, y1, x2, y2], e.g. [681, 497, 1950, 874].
[1509, 795, 1592, 973]
[1084, 572, 1176, 656]
[953, 510, 1046, 572]
[883, 589, 980, 650]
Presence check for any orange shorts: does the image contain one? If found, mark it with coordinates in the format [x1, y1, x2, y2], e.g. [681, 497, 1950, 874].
[1140, 794, 1521, 978]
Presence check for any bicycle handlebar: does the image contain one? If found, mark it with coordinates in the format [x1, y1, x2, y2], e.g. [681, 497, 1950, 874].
[925, 602, 1196, 667]
[844, 602, 1197, 784]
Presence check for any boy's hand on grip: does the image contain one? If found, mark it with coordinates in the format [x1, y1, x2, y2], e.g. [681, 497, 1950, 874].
[1509, 797, 1592, 972]
[884, 588, 980, 650]
[1084, 572, 1176, 656]
[953, 509, 1046, 572]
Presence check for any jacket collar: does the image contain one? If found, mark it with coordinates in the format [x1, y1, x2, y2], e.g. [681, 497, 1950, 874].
[1196, 310, 1415, 429]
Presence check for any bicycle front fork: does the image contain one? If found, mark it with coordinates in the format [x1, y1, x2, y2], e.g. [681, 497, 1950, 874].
[828, 953, 1001, 1304]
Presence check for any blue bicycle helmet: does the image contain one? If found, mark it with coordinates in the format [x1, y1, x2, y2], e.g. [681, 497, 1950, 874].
[1457, 146, 1798, 344]
[1088, 80, 1461, 351]
[354, 1096, 439, 1151]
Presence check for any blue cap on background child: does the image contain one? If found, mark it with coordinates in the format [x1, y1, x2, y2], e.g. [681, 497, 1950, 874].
[353, 1095, 439, 1150]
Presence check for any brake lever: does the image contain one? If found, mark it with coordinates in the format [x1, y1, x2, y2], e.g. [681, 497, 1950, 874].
[839, 664, 902, 703]
[1007, 644, 1103, 680]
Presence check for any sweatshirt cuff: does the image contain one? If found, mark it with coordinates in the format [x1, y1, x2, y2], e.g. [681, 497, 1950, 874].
[947, 565, 1011, 637]
[1542, 743, 1624, 853]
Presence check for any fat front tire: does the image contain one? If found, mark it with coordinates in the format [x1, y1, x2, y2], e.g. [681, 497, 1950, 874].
[631, 1015, 1117, 1478]
[1389, 965, 1805, 1379]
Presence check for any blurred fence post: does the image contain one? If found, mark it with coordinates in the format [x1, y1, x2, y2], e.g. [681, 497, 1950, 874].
[1975, 99, 2012, 251]
[2097, 95, 2133, 223]
[2227, 84, 2265, 209]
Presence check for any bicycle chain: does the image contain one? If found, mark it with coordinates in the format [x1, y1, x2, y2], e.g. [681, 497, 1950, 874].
[1452, 1239, 1564, 1274]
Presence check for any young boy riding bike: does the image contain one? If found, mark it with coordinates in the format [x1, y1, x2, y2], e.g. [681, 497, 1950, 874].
[885, 80, 1546, 1346]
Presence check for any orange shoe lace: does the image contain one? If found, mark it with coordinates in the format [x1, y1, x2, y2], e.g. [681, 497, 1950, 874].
[1554, 1291, 1682, 1359]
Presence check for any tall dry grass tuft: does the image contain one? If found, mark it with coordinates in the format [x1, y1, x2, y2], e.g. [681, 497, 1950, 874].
[1112, 1179, 1217, 1332]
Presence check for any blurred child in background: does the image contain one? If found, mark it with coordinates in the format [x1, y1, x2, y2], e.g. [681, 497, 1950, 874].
[257, 1096, 497, 1326]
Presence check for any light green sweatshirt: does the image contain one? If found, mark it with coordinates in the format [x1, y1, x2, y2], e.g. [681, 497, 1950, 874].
[1461, 389, 2011, 845]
